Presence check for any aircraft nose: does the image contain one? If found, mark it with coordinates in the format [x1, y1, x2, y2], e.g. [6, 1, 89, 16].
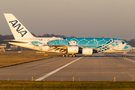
[124, 45, 133, 50]
[129, 45, 133, 50]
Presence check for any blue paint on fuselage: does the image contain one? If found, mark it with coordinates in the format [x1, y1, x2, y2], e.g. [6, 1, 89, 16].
[48, 39, 69, 45]
[32, 37, 132, 52]
[124, 46, 129, 49]
[48, 37, 114, 48]
[31, 41, 42, 46]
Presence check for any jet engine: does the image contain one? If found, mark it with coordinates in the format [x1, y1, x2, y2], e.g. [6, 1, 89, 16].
[82, 48, 93, 55]
[67, 46, 79, 54]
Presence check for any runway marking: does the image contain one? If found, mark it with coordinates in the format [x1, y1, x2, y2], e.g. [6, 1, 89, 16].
[35, 57, 83, 81]
[124, 58, 135, 63]
[111, 58, 135, 80]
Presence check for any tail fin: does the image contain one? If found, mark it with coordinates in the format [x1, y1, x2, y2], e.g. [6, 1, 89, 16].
[4, 13, 35, 40]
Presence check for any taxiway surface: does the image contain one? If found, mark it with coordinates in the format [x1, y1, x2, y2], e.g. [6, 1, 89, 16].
[0, 53, 135, 81]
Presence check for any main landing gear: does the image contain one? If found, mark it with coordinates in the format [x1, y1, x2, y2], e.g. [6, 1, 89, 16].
[63, 54, 76, 57]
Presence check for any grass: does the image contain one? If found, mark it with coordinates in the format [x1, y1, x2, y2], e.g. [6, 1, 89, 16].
[0, 57, 50, 68]
[0, 81, 135, 90]
[0, 50, 63, 56]
[1, 51, 135, 90]
[0, 51, 62, 68]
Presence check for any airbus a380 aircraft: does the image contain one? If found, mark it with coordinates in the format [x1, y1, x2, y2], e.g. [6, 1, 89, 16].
[4, 13, 133, 57]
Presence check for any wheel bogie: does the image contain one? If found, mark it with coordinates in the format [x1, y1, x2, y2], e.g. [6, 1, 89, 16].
[63, 54, 76, 57]
[63, 55, 66, 57]
[122, 55, 126, 57]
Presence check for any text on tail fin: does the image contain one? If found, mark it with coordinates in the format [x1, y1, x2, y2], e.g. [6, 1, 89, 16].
[9, 20, 27, 37]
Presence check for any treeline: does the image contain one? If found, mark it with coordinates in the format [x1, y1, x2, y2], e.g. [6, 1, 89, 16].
[0, 34, 14, 44]
[0, 34, 135, 47]
[37, 34, 65, 37]
[125, 39, 135, 47]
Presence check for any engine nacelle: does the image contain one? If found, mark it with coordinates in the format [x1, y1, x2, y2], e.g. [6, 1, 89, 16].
[67, 46, 79, 54]
[41, 46, 50, 51]
[82, 48, 93, 55]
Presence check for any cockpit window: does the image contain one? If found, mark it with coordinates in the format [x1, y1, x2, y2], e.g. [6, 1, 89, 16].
[122, 42, 125, 44]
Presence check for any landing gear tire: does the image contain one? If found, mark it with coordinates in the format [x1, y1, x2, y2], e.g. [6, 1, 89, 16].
[63, 55, 65, 57]
[66, 54, 69, 57]
[63, 54, 68, 57]
[72, 54, 76, 57]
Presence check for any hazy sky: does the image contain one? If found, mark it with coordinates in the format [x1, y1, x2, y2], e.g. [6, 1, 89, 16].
[0, 0, 135, 40]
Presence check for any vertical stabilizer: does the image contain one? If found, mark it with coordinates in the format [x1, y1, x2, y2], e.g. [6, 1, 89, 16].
[4, 13, 35, 40]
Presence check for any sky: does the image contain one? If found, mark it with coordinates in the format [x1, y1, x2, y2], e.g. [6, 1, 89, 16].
[0, 0, 135, 40]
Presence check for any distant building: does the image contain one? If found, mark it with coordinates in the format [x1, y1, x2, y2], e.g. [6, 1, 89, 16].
[0, 44, 19, 51]
[0, 44, 7, 52]
[8, 45, 18, 51]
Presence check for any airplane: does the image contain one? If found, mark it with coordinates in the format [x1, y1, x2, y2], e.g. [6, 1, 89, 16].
[4, 13, 133, 57]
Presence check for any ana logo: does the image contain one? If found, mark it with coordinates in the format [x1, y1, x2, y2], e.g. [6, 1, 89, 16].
[9, 20, 27, 37]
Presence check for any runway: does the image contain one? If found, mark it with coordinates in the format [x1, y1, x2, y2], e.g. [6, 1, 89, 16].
[0, 53, 135, 81]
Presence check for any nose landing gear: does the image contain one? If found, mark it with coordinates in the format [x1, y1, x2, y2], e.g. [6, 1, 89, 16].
[122, 52, 126, 57]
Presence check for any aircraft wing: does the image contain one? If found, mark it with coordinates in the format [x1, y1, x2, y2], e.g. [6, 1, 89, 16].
[48, 44, 98, 54]
[48, 45, 76, 53]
